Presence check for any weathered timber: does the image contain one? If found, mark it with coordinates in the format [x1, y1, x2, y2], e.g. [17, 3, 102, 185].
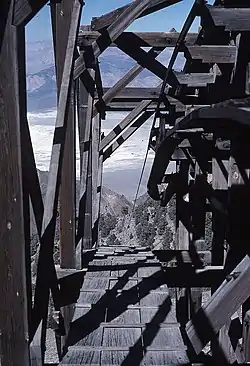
[77, 70, 95, 251]
[101, 87, 162, 101]
[243, 310, 250, 362]
[100, 100, 152, 152]
[175, 160, 190, 325]
[51, 0, 76, 270]
[115, 35, 174, 84]
[103, 110, 154, 161]
[207, 6, 250, 31]
[74, 0, 156, 79]
[78, 30, 198, 48]
[13, 0, 48, 26]
[93, 47, 164, 118]
[91, 114, 101, 247]
[185, 45, 237, 64]
[0, 1, 30, 363]
[186, 255, 250, 355]
[42, 0, 82, 234]
[32, 0, 83, 340]
[91, 0, 182, 30]
[174, 71, 216, 87]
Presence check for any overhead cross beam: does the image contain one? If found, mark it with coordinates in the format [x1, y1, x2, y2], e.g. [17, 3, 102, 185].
[74, 0, 158, 79]
[93, 47, 164, 118]
[78, 30, 198, 48]
[91, 0, 183, 31]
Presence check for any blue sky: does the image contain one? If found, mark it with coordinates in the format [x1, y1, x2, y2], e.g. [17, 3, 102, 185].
[26, 0, 213, 42]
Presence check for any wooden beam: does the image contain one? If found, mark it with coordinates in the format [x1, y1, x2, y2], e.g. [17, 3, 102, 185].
[91, 114, 101, 247]
[100, 100, 152, 152]
[91, 0, 182, 31]
[101, 87, 162, 100]
[0, 1, 30, 363]
[115, 34, 174, 84]
[78, 30, 197, 48]
[243, 310, 250, 362]
[51, 0, 76, 271]
[42, 0, 82, 234]
[93, 47, 164, 118]
[74, 0, 155, 79]
[103, 110, 154, 161]
[186, 255, 250, 356]
[32, 0, 83, 340]
[13, 0, 48, 26]
[77, 71, 95, 251]
[185, 45, 237, 64]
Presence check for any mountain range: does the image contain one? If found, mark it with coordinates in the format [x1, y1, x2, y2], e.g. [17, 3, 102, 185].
[26, 39, 184, 111]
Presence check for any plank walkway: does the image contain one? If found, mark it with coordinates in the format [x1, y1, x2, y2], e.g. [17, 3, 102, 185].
[60, 246, 190, 365]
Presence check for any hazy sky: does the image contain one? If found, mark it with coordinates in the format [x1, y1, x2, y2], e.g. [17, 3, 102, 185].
[25, 0, 213, 42]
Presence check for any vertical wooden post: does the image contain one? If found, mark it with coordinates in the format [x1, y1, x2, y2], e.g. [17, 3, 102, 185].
[50, 0, 78, 351]
[176, 160, 190, 325]
[51, 0, 76, 270]
[189, 162, 206, 317]
[92, 113, 101, 247]
[77, 70, 95, 255]
[0, 1, 30, 364]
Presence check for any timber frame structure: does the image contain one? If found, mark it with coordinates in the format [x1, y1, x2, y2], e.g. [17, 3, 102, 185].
[2, 0, 250, 364]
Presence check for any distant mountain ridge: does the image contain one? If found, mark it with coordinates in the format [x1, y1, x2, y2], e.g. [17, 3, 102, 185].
[26, 40, 185, 111]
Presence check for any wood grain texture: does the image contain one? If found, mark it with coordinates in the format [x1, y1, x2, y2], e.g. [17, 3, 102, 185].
[90, 0, 182, 31]
[78, 30, 197, 48]
[13, 0, 47, 26]
[60, 246, 188, 365]
[0, 1, 30, 364]
[74, 0, 157, 79]
[51, 0, 76, 270]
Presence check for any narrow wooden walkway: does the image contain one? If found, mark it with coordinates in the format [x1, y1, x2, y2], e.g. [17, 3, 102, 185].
[60, 246, 190, 365]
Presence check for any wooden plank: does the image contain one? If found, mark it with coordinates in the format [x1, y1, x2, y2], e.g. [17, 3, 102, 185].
[186, 255, 250, 355]
[74, 0, 157, 79]
[186, 45, 237, 64]
[103, 110, 154, 160]
[91, 0, 182, 30]
[100, 100, 151, 151]
[208, 6, 250, 31]
[13, 0, 48, 26]
[174, 71, 215, 87]
[78, 30, 198, 48]
[0, 2, 30, 363]
[101, 87, 162, 100]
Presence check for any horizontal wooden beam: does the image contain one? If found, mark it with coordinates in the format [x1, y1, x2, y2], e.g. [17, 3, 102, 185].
[78, 30, 198, 48]
[185, 45, 237, 64]
[91, 0, 182, 30]
[13, 0, 48, 26]
[101, 87, 162, 100]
